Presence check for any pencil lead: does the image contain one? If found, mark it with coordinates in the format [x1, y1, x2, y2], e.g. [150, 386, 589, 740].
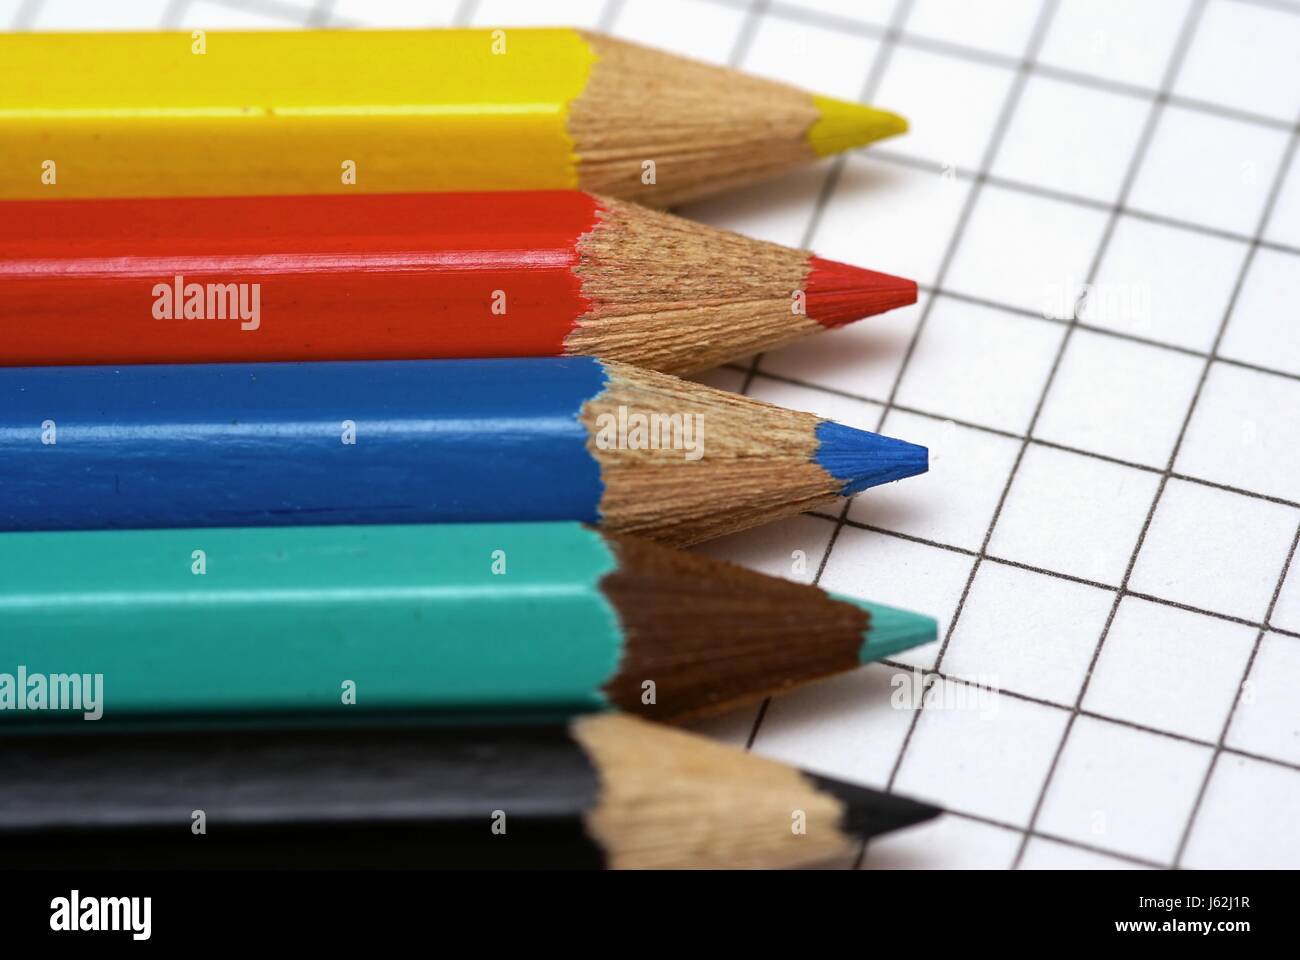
[813, 422, 929, 495]
[836, 597, 939, 662]
[807, 95, 909, 156]
[805, 773, 943, 840]
[806, 255, 919, 328]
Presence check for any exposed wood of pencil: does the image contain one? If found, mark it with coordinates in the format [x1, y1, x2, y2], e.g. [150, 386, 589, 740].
[0, 715, 904, 869]
[576, 715, 855, 869]
[572, 197, 818, 372]
[573, 34, 822, 206]
[601, 531, 868, 721]
[584, 361, 839, 545]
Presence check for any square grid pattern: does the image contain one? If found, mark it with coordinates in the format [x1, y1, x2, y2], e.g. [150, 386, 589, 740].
[13, 0, 1300, 870]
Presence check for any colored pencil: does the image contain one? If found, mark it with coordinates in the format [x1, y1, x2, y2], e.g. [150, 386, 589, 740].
[0, 192, 916, 375]
[1, 715, 942, 869]
[0, 522, 936, 726]
[0, 358, 928, 545]
[0, 29, 907, 206]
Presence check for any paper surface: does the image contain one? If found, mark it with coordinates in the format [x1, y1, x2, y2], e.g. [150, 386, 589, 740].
[11, 0, 1300, 869]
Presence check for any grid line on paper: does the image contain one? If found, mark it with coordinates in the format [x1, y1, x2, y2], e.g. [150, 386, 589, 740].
[864, 655, 1300, 869]
[11, 0, 41, 29]
[162, 0, 192, 28]
[861, 667, 1300, 867]
[725, 0, 767, 65]
[728, 0, 1300, 858]
[854, 0, 1207, 868]
[741, 283, 1300, 406]
[869, 150, 1300, 257]
[822, 0, 1071, 869]
[803, 508, 1300, 642]
[306, 0, 335, 27]
[1172, 521, 1300, 864]
[1236, 0, 1300, 15]
[873, 656, 1300, 780]
[597, 1, 626, 32]
[204, 0, 323, 22]
[943, 808, 1168, 869]
[1013, 117, 1300, 866]
[1168, 116, 1300, 862]
[889, 801, 1172, 869]
[453, 0, 479, 26]
[960, 813, 1168, 869]
[707, 0, 1300, 126]
[857, 0, 1066, 792]
[736, 364, 1300, 511]
[984, 0, 1211, 867]
[1009, 12, 1299, 866]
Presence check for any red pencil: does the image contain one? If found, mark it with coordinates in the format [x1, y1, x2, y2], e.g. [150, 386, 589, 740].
[0, 192, 915, 374]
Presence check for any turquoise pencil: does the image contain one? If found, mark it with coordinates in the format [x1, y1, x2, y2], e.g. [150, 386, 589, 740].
[0, 522, 936, 725]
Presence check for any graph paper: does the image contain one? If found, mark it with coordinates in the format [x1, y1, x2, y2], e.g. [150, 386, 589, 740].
[9, 0, 1300, 870]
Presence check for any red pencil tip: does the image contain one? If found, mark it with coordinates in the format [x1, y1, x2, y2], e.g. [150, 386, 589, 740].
[805, 255, 918, 329]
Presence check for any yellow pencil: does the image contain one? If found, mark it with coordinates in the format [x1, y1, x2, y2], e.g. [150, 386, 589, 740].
[0, 28, 907, 206]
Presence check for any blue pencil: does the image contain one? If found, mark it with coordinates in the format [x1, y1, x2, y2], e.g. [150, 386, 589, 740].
[0, 357, 927, 545]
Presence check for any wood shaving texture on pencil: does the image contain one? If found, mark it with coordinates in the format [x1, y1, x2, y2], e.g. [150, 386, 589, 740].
[582, 361, 841, 546]
[576, 714, 854, 869]
[570, 33, 820, 206]
[569, 196, 821, 374]
[597, 530, 869, 721]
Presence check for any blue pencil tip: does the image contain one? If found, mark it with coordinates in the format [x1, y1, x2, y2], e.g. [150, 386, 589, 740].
[814, 421, 929, 495]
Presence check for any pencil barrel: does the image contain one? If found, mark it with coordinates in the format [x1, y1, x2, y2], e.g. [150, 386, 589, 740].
[0, 523, 624, 721]
[0, 358, 608, 532]
[0, 192, 593, 367]
[2, 724, 610, 868]
[0, 29, 594, 199]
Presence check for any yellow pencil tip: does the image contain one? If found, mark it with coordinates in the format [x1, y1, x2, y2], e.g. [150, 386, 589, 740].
[808, 95, 908, 156]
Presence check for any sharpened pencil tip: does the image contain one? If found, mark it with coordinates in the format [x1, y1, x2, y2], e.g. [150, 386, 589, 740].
[830, 596, 938, 662]
[806, 256, 918, 328]
[807, 95, 908, 156]
[814, 421, 929, 495]
[805, 772, 943, 840]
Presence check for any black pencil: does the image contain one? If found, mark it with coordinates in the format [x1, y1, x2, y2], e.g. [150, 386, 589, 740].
[5, 715, 941, 870]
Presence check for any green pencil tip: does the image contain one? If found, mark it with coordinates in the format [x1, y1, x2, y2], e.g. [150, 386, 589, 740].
[830, 594, 938, 662]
